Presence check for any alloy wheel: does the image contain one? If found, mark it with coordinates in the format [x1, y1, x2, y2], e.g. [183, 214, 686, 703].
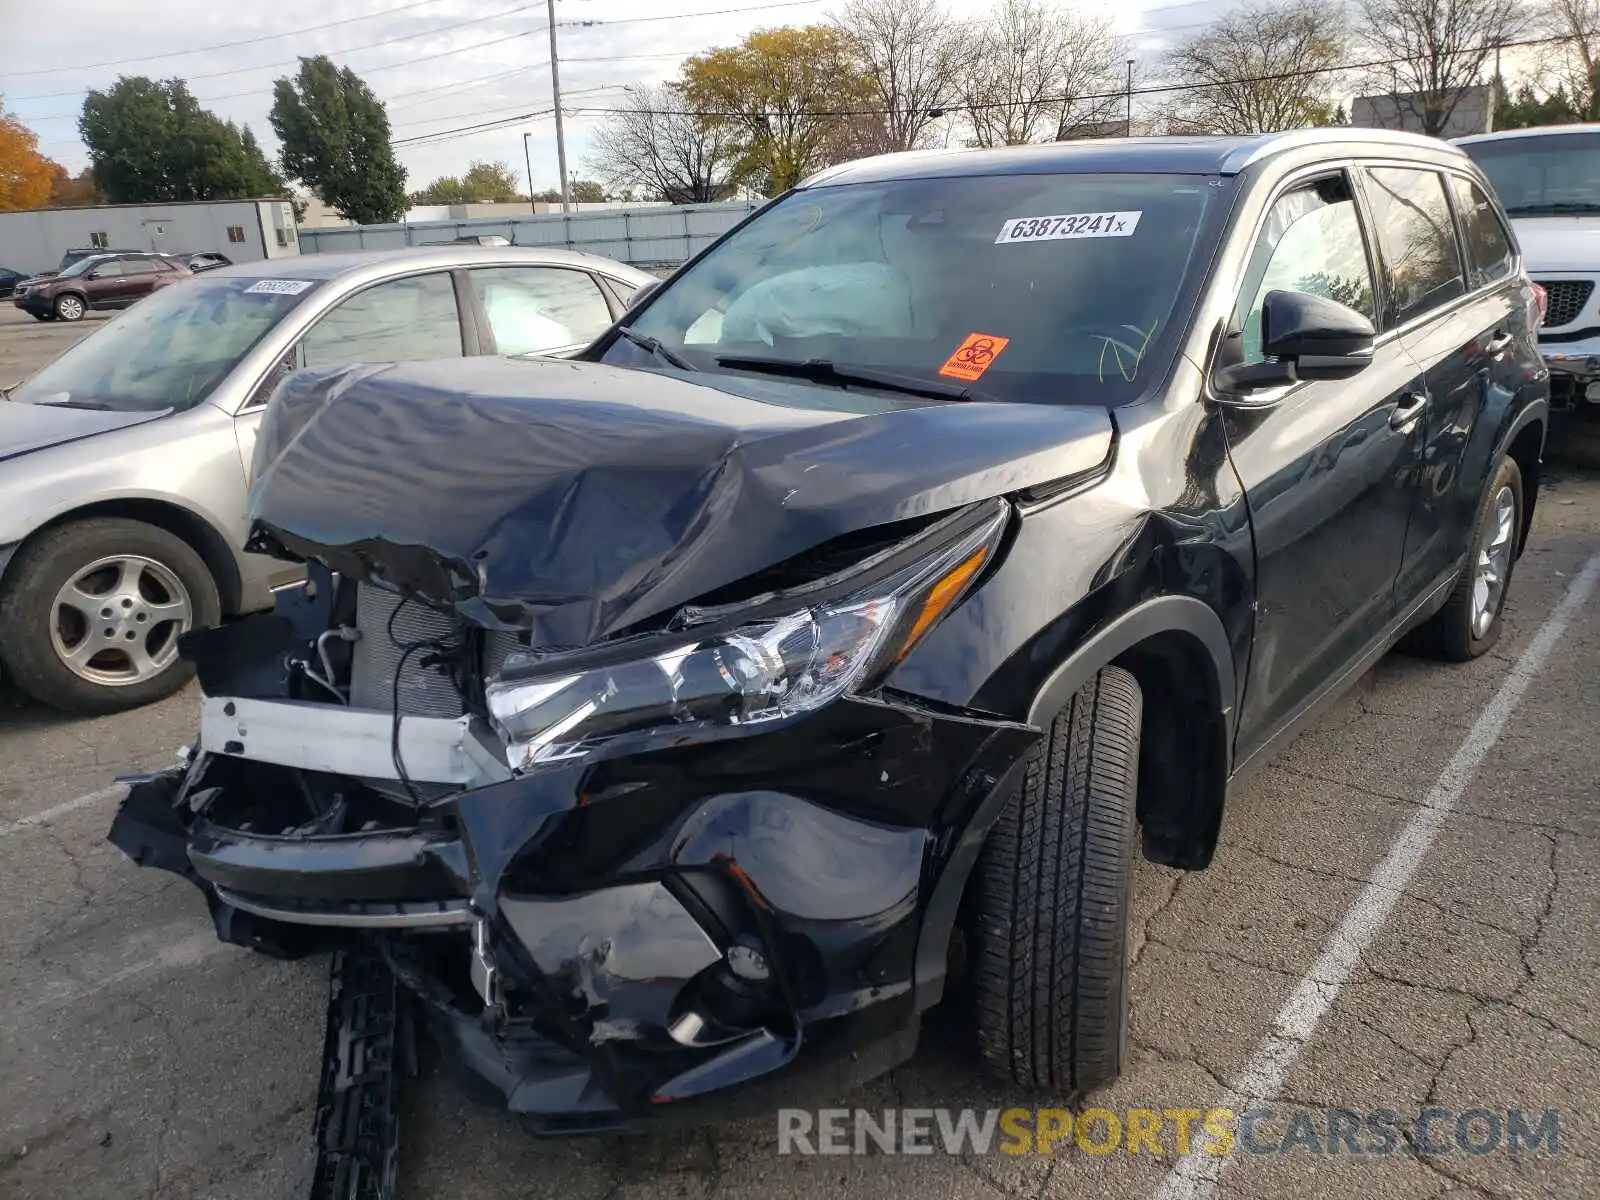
[1471, 486, 1517, 639]
[49, 555, 194, 686]
[56, 295, 84, 320]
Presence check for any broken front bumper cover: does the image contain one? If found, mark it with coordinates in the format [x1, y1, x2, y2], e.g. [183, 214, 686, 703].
[109, 693, 1034, 1129]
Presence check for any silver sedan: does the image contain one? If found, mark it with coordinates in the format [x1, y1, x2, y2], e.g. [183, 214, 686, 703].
[0, 246, 656, 714]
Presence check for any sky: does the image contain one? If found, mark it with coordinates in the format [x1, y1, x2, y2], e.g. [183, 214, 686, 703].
[0, 0, 1253, 198]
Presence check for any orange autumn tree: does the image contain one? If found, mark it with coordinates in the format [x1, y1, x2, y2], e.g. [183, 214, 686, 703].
[0, 98, 57, 210]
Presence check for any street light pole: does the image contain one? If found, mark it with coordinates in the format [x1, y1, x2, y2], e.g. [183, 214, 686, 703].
[522, 132, 536, 213]
[1126, 58, 1135, 135]
[546, 0, 570, 213]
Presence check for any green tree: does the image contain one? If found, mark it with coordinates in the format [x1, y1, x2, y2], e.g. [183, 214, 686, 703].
[461, 159, 521, 201]
[410, 175, 470, 204]
[270, 56, 407, 224]
[79, 78, 289, 203]
[567, 178, 607, 203]
[682, 26, 874, 193]
[1493, 79, 1580, 129]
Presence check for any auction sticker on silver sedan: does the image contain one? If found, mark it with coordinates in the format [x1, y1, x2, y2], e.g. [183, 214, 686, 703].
[995, 211, 1142, 243]
[243, 279, 315, 295]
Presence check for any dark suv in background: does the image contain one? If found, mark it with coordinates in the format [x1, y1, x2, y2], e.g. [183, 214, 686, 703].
[12, 252, 192, 322]
[113, 129, 1546, 1141]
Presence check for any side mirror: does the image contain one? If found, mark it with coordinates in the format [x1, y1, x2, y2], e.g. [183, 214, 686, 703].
[1216, 290, 1376, 393]
[625, 279, 659, 310]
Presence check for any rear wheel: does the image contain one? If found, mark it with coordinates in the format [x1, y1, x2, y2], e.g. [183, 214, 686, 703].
[1406, 455, 1523, 661]
[54, 292, 85, 321]
[964, 665, 1142, 1095]
[0, 518, 220, 714]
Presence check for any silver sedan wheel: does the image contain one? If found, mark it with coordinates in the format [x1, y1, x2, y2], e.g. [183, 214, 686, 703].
[1471, 486, 1517, 639]
[55, 294, 84, 321]
[49, 555, 194, 686]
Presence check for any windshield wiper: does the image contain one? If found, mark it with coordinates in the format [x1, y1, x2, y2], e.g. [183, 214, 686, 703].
[32, 399, 116, 410]
[714, 355, 986, 403]
[615, 326, 697, 371]
[1504, 201, 1600, 215]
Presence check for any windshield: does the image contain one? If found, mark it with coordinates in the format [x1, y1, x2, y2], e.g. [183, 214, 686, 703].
[1461, 132, 1600, 215]
[11, 275, 322, 412]
[609, 172, 1222, 404]
[58, 256, 105, 278]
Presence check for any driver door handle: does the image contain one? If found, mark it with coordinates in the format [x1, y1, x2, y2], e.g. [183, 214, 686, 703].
[1485, 329, 1514, 356]
[1391, 390, 1430, 430]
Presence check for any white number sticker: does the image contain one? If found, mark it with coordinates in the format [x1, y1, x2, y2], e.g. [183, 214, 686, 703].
[244, 279, 315, 295]
[995, 211, 1142, 244]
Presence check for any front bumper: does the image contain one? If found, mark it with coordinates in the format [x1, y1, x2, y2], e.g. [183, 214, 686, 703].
[11, 292, 50, 316]
[108, 688, 1034, 1129]
[1541, 334, 1600, 408]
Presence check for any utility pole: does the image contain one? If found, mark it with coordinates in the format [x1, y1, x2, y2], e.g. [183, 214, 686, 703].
[1126, 58, 1135, 135]
[546, 0, 570, 213]
[522, 132, 536, 213]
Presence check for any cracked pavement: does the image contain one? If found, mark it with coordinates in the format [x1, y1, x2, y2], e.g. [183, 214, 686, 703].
[2, 308, 1599, 1198]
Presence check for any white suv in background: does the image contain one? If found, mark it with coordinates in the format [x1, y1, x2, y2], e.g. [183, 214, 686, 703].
[1458, 124, 1600, 416]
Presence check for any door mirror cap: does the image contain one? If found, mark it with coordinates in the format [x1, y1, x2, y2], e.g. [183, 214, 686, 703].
[1216, 290, 1377, 393]
[625, 279, 659, 310]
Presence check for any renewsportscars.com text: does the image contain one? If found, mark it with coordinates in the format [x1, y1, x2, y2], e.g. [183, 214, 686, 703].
[776, 1106, 1561, 1157]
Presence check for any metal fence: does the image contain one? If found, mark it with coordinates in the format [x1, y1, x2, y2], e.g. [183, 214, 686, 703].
[296, 201, 761, 268]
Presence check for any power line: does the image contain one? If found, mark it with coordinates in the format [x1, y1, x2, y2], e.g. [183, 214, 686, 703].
[1, 0, 454, 78]
[387, 29, 1568, 148]
[11, 3, 547, 106]
[554, 0, 826, 27]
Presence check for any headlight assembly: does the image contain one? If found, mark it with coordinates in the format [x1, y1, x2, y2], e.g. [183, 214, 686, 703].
[485, 504, 1007, 771]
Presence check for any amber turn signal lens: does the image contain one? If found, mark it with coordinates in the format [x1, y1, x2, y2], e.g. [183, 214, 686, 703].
[893, 545, 990, 663]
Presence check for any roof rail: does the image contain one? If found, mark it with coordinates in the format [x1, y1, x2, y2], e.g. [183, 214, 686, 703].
[1220, 127, 1461, 173]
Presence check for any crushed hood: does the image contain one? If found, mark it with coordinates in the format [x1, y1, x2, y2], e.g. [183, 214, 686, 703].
[247, 356, 1113, 647]
[0, 400, 169, 463]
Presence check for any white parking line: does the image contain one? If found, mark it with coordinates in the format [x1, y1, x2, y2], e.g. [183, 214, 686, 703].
[0, 782, 127, 838]
[1153, 552, 1600, 1200]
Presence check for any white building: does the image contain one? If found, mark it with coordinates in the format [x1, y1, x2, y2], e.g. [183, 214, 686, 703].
[0, 198, 300, 276]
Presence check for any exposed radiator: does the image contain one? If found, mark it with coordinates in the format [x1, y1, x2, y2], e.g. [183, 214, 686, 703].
[348, 584, 525, 717]
[346, 583, 524, 801]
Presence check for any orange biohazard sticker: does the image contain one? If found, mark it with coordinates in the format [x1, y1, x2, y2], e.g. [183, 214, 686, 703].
[939, 332, 1010, 382]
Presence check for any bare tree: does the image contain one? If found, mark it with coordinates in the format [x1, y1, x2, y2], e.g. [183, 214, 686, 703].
[1543, 0, 1600, 118]
[953, 0, 1129, 146]
[1162, 0, 1347, 134]
[1356, 0, 1527, 134]
[834, 0, 963, 153]
[586, 83, 740, 203]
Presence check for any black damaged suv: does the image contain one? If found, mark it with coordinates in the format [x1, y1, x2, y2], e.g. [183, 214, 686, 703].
[112, 130, 1546, 1129]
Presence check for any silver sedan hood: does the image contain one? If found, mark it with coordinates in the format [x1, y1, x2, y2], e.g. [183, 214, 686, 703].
[0, 401, 170, 463]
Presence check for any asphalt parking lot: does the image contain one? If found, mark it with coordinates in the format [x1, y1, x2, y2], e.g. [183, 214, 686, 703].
[2, 302, 1599, 1200]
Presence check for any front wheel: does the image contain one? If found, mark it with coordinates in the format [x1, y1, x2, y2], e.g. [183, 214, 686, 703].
[0, 518, 221, 714]
[1406, 455, 1524, 661]
[54, 292, 85, 321]
[964, 665, 1142, 1095]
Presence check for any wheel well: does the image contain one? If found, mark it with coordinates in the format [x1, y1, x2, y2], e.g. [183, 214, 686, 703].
[1114, 631, 1231, 870]
[1505, 420, 1543, 555]
[13, 500, 243, 615]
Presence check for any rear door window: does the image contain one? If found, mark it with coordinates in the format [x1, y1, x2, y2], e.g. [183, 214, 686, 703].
[1446, 175, 1515, 289]
[121, 259, 157, 276]
[467, 266, 615, 355]
[1362, 167, 1467, 327]
[301, 272, 465, 370]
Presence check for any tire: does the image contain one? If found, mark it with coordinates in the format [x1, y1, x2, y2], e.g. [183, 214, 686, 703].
[1406, 456, 1524, 662]
[965, 665, 1142, 1095]
[0, 518, 221, 715]
[54, 292, 86, 321]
